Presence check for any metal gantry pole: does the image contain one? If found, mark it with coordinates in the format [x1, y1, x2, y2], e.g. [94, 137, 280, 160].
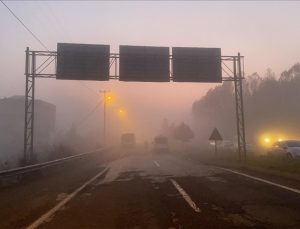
[23, 49, 57, 165]
[24, 48, 36, 165]
[238, 53, 247, 161]
[23, 47, 30, 165]
[233, 57, 241, 162]
[30, 51, 36, 163]
[103, 90, 106, 146]
[233, 54, 247, 163]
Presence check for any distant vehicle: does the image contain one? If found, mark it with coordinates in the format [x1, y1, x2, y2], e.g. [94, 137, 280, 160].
[267, 140, 300, 159]
[153, 136, 169, 153]
[121, 133, 136, 149]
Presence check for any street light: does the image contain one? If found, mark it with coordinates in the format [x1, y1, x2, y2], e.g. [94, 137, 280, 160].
[99, 90, 113, 146]
[118, 108, 126, 116]
[106, 95, 113, 102]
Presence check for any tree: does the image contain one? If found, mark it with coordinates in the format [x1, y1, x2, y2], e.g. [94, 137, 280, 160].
[244, 72, 262, 96]
[191, 63, 300, 147]
[173, 122, 194, 143]
[280, 63, 300, 82]
[192, 82, 235, 142]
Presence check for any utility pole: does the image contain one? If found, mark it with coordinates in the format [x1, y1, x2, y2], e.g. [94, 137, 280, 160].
[99, 90, 110, 146]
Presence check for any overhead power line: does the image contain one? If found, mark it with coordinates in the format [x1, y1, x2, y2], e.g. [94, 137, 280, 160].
[2, 1, 101, 108]
[76, 101, 103, 127]
[1, 1, 49, 51]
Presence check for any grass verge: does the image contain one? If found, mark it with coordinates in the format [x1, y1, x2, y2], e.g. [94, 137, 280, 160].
[187, 150, 300, 182]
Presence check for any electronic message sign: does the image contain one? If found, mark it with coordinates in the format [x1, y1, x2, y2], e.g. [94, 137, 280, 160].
[56, 43, 110, 81]
[119, 45, 170, 82]
[172, 47, 221, 82]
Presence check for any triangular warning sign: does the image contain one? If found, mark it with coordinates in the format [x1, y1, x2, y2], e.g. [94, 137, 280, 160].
[209, 128, 223, 141]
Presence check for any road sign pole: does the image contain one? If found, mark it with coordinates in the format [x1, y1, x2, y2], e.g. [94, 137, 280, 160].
[214, 140, 217, 156]
[209, 128, 222, 158]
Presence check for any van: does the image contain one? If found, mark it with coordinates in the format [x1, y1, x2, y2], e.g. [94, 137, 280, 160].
[153, 136, 169, 153]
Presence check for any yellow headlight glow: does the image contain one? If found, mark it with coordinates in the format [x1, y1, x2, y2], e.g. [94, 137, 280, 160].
[259, 131, 288, 148]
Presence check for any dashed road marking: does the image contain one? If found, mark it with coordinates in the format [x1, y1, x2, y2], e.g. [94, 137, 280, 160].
[222, 168, 300, 194]
[26, 168, 109, 229]
[170, 178, 201, 213]
[153, 160, 160, 167]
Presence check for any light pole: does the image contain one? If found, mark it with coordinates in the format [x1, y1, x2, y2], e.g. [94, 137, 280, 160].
[99, 90, 110, 145]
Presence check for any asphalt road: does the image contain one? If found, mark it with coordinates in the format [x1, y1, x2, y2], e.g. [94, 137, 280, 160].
[2, 151, 300, 229]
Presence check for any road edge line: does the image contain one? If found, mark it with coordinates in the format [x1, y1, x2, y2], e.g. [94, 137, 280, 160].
[26, 167, 109, 229]
[221, 167, 300, 194]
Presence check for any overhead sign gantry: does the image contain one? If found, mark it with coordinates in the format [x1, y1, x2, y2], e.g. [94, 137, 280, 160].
[24, 43, 246, 164]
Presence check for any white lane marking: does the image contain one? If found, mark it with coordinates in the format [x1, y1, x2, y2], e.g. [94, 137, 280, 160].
[222, 168, 300, 194]
[153, 160, 160, 167]
[26, 168, 109, 229]
[170, 178, 201, 213]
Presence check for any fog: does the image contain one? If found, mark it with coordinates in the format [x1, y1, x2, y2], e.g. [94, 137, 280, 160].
[2, 1, 300, 168]
[39, 80, 213, 143]
[1, 73, 216, 169]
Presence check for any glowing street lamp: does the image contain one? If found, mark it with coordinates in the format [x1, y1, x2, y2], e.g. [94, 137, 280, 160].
[106, 95, 112, 101]
[99, 90, 114, 145]
[118, 108, 126, 116]
[104, 93, 115, 104]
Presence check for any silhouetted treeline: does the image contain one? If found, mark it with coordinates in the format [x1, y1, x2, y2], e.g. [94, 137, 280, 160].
[192, 63, 300, 145]
[161, 119, 194, 143]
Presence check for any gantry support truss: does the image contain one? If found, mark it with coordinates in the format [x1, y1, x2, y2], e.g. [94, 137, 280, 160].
[23, 48, 246, 164]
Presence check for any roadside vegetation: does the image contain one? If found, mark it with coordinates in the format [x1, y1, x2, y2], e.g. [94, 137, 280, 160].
[192, 63, 300, 147]
[188, 149, 300, 181]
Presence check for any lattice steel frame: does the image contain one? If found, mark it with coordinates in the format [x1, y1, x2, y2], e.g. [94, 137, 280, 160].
[24, 48, 246, 164]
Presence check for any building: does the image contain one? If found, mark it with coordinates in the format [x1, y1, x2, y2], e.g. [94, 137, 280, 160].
[0, 96, 56, 170]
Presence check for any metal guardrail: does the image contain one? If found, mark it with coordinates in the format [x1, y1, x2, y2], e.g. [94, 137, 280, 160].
[0, 148, 104, 178]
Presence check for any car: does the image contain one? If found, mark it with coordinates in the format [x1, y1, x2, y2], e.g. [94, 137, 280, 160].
[267, 140, 300, 159]
[153, 136, 169, 153]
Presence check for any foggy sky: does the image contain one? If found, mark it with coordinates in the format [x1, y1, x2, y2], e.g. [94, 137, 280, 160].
[1, 1, 300, 134]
